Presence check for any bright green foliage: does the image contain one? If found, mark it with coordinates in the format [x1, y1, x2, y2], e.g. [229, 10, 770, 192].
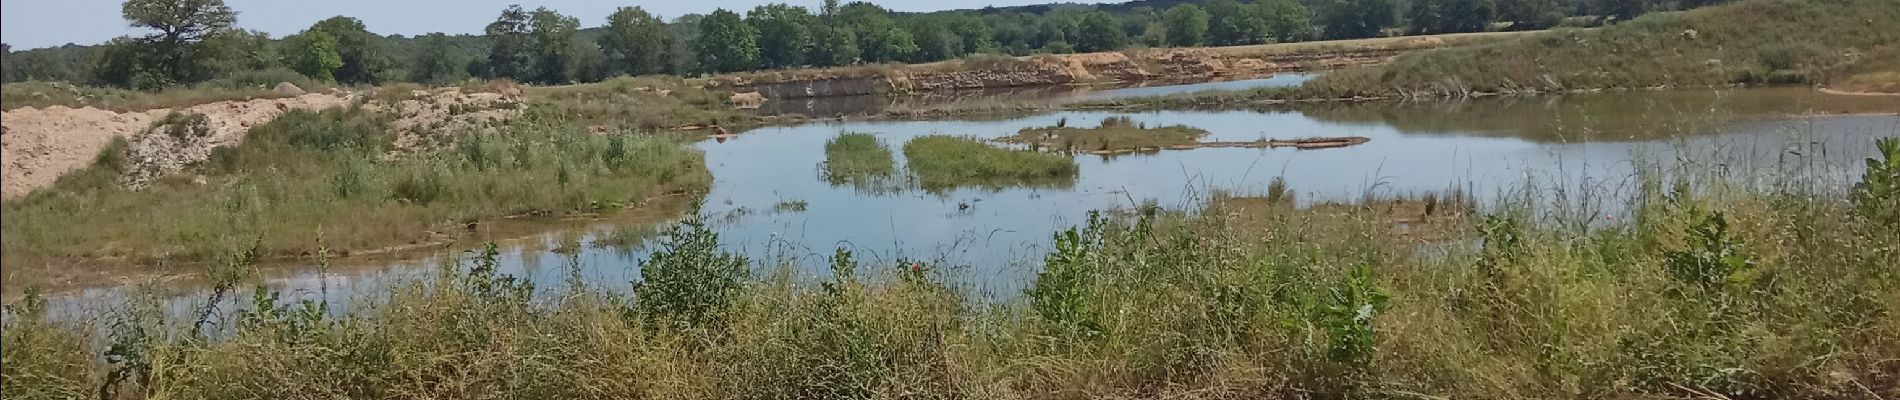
[633, 218, 749, 332]
[1317, 0, 1400, 39]
[1259, 0, 1320, 42]
[748, 4, 815, 69]
[840, 2, 916, 63]
[901, 135, 1078, 192]
[695, 9, 761, 73]
[1409, 0, 1499, 34]
[1075, 11, 1128, 52]
[820, 132, 898, 188]
[307, 17, 389, 84]
[282, 30, 343, 83]
[599, 7, 673, 76]
[1854, 138, 1900, 227]
[1030, 211, 1108, 338]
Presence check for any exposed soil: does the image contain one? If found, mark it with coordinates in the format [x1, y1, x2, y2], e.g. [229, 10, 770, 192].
[708, 32, 1528, 100]
[3, 93, 353, 198]
[1, 87, 528, 199]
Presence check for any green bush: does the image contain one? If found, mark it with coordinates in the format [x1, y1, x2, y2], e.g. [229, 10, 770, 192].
[901, 135, 1078, 192]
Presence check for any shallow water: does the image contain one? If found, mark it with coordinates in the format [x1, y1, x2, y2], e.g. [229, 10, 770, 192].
[33, 85, 1900, 322]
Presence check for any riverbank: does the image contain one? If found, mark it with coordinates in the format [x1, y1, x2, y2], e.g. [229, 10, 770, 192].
[6, 143, 1897, 398]
[703, 32, 1528, 100]
[1082, 0, 1899, 106]
[0, 100, 713, 297]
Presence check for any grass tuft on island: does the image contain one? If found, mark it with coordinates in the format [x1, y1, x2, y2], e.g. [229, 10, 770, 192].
[902, 135, 1078, 192]
[1000, 116, 1209, 154]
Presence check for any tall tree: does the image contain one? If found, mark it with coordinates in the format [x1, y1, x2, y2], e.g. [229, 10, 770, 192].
[907, 17, 964, 61]
[283, 30, 343, 82]
[1409, 0, 1496, 34]
[1206, 0, 1267, 45]
[1075, 11, 1127, 52]
[1258, 0, 1317, 42]
[199, 29, 278, 78]
[481, 5, 533, 80]
[1162, 4, 1211, 47]
[409, 33, 471, 84]
[747, 4, 815, 69]
[809, 0, 860, 66]
[119, 0, 237, 86]
[600, 7, 672, 77]
[839, 2, 914, 62]
[948, 15, 996, 55]
[1317, 0, 1399, 39]
[308, 17, 389, 84]
[528, 7, 580, 84]
[695, 9, 760, 73]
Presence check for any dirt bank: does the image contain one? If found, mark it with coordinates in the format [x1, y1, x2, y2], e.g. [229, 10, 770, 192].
[2, 93, 353, 198]
[708, 32, 1523, 99]
[2, 86, 526, 199]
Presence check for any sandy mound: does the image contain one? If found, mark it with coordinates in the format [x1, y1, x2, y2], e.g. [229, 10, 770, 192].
[374, 88, 525, 155]
[2, 93, 352, 198]
[273, 82, 306, 96]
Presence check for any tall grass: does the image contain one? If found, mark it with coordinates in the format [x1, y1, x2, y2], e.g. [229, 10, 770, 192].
[1001, 115, 1209, 153]
[0, 81, 299, 112]
[901, 135, 1079, 192]
[524, 76, 748, 129]
[820, 133, 903, 194]
[7, 143, 1897, 398]
[0, 104, 710, 266]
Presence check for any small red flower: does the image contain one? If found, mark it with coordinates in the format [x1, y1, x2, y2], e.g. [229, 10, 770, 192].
[910, 263, 923, 273]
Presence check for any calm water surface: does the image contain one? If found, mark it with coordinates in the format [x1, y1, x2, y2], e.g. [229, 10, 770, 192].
[36, 86, 1900, 321]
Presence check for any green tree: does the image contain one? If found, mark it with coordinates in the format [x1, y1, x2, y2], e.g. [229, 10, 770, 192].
[409, 33, 471, 84]
[695, 9, 760, 73]
[1207, 0, 1268, 45]
[1259, 0, 1318, 42]
[284, 30, 343, 82]
[1075, 11, 1128, 52]
[1317, 0, 1399, 39]
[93, 37, 158, 88]
[480, 5, 533, 80]
[747, 4, 815, 69]
[809, 0, 861, 66]
[600, 7, 672, 77]
[840, 2, 915, 62]
[193, 29, 277, 78]
[907, 17, 964, 61]
[949, 15, 997, 55]
[1409, 0, 1496, 34]
[118, 0, 238, 86]
[1162, 4, 1211, 47]
[1497, 0, 1567, 29]
[308, 17, 389, 84]
[528, 7, 580, 84]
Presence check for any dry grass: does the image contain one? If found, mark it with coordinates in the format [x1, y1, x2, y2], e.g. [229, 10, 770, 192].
[999, 115, 1210, 153]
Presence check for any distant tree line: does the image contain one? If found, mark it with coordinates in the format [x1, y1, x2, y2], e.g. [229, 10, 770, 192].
[1, 0, 1735, 88]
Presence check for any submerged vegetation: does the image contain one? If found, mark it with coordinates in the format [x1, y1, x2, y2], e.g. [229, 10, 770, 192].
[0, 104, 709, 267]
[901, 135, 1079, 192]
[1001, 116, 1210, 153]
[6, 140, 1900, 399]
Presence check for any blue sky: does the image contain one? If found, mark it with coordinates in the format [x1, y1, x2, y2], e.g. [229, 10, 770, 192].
[3, 0, 1116, 50]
